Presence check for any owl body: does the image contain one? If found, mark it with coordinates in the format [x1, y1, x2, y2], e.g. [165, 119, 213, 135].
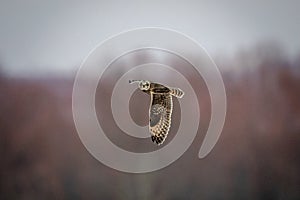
[141, 82, 170, 95]
[129, 80, 184, 145]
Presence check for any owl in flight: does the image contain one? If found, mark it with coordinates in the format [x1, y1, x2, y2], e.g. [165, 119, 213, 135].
[129, 80, 184, 145]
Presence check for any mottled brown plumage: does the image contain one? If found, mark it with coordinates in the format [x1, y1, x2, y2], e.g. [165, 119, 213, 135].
[129, 80, 184, 145]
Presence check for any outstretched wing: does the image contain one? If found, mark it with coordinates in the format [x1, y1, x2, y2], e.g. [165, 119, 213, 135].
[149, 93, 173, 145]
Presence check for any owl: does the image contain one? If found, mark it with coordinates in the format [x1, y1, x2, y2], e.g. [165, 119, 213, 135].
[129, 80, 184, 145]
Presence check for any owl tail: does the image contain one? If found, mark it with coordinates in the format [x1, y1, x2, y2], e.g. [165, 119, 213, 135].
[170, 88, 184, 98]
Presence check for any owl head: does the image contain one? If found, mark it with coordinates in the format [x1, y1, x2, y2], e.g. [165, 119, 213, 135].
[129, 80, 150, 90]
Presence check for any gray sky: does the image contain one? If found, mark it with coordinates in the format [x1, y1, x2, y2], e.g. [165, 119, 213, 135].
[0, 0, 299, 76]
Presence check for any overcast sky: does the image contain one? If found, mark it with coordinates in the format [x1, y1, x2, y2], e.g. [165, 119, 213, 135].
[0, 0, 299, 76]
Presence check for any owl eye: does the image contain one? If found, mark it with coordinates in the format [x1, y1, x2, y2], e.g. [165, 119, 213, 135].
[144, 82, 150, 89]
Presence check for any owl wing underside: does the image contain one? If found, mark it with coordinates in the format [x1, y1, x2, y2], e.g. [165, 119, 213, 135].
[149, 93, 173, 145]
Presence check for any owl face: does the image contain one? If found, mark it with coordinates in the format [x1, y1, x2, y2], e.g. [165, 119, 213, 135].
[138, 80, 150, 90]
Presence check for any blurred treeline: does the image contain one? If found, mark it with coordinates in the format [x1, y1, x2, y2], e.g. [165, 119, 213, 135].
[0, 44, 299, 199]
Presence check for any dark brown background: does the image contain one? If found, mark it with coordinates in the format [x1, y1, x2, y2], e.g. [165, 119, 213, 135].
[1, 42, 300, 199]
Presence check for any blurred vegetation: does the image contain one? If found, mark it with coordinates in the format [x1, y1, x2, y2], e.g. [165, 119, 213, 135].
[0, 44, 299, 199]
